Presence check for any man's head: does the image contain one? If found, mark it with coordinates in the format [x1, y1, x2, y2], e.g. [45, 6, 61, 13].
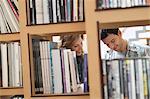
[101, 28, 127, 52]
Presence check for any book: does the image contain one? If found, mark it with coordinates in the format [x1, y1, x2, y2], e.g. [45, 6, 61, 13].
[52, 49, 63, 93]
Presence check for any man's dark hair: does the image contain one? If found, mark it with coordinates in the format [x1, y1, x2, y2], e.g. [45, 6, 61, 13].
[101, 28, 119, 40]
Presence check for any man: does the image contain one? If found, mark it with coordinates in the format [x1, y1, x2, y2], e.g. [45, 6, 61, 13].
[101, 28, 150, 59]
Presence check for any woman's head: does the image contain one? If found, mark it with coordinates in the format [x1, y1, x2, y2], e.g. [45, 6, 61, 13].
[61, 34, 83, 56]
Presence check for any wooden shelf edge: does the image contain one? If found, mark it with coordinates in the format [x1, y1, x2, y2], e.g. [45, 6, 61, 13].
[0, 33, 20, 42]
[0, 87, 24, 96]
[31, 94, 89, 99]
[32, 92, 89, 97]
[24, 22, 85, 34]
[97, 20, 150, 29]
[95, 7, 150, 28]
[95, 5, 150, 11]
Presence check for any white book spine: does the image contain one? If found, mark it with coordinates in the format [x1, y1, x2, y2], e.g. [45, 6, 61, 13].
[113, 0, 118, 8]
[126, 0, 132, 7]
[35, 0, 44, 24]
[44, 41, 51, 94]
[138, 59, 144, 99]
[121, 0, 127, 8]
[138, 0, 143, 5]
[52, 0, 57, 23]
[43, 0, 50, 23]
[63, 49, 71, 93]
[1, 43, 8, 87]
[0, 7, 8, 33]
[68, 51, 78, 92]
[10, 43, 15, 86]
[129, 60, 136, 99]
[112, 60, 120, 99]
[14, 42, 20, 87]
[39, 42, 46, 93]
[52, 49, 63, 94]
[134, 0, 139, 6]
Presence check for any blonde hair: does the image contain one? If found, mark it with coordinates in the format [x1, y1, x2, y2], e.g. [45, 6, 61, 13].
[60, 34, 83, 49]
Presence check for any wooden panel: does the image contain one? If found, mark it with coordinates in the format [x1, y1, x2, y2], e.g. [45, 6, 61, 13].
[31, 95, 89, 99]
[25, 22, 85, 34]
[95, 7, 150, 28]
[84, 1, 102, 99]
[0, 87, 24, 96]
[0, 33, 20, 42]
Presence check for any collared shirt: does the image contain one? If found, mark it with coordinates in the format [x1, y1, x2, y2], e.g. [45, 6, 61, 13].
[126, 42, 150, 57]
[105, 42, 150, 60]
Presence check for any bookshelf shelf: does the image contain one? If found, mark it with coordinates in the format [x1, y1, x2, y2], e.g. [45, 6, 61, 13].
[95, 7, 150, 28]
[25, 22, 85, 34]
[32, 92, 89, 96]
[0, 87, 23, 96]
[31, 95, 89, 99]
[95, 5, 150, 11]
[32, 93, 89, 97]
[0, 33, 20, 42]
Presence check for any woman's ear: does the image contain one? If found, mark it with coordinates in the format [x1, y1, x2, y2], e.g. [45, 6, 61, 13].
[117, 30, 122, 37]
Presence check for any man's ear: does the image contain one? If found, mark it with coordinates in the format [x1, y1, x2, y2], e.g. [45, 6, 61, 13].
[117, 30, 122, 37]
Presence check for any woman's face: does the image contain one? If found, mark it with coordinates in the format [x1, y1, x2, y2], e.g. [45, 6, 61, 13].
[71, 37, 83, 56]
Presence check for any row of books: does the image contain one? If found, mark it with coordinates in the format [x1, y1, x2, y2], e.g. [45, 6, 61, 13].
[102, 58, 150, 99]
[97, 0, 150, 9]
[32, 39, 88, 94]
[1, 95, 24, 99]
[0, 0, 19, 33]
[29, 0, 84, 25]
[0, 42, 22, 87]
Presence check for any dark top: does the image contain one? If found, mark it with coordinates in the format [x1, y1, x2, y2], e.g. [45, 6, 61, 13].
[76, 55, 84, 83]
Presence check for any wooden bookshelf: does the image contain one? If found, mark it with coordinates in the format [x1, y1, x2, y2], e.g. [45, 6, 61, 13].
[0, 0, 149, 99]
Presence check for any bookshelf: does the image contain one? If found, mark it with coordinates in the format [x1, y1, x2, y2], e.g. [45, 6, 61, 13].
[19, 0, 89, 99]
[0, 0, 150, 99]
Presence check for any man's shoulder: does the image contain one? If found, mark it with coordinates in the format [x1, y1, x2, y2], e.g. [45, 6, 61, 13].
[128, 42, 150, 50]
[127, 42, 150, 57]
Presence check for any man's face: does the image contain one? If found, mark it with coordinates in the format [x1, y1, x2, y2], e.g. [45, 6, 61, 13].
[102, 33, 124, 52]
